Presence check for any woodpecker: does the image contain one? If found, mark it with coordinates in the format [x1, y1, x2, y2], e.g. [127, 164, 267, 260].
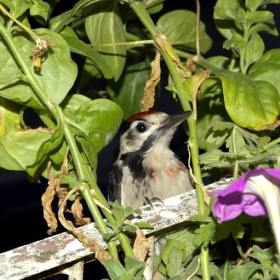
[108, 110, 194, 208]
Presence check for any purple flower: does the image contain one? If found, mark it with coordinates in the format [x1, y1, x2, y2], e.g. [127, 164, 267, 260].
[212, 167, 280, 253]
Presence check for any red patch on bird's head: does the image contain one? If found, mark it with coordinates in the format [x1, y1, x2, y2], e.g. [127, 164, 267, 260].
[126, 110, 160, 122]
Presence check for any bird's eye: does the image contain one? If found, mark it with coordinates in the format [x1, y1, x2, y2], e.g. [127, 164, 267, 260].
[136, 122, 147, 133]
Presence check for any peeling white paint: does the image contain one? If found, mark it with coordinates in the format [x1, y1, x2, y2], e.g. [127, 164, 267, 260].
[0, 178, 233, 280]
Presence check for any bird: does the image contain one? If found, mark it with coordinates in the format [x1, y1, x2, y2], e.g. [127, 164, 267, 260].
[108, 110, 194, 208]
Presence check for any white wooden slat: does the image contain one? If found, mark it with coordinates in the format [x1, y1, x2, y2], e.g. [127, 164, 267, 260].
[0, 178, 232, 280]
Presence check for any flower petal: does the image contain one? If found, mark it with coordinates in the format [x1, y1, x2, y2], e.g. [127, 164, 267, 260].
[213, 192, 267, 222]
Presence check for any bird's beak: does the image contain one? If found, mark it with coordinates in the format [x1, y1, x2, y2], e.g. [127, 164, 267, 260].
[160, 111, 192, 131]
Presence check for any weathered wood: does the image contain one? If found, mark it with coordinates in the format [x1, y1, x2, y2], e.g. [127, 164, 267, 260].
[0, 178, 233, 280]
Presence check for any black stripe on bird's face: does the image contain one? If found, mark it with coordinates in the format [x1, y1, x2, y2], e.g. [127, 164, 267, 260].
[120, 133, 156, 182]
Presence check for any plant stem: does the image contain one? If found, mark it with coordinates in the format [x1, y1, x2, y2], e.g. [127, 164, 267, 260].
[235, 238, 249, 262]
[129, 1, 210, 279]
[91, 39, 154, 47]
[223, 237, 231, 280]
[0, 4, 39, 41]
[260, 137, 280, 152]
[0, 23, 123, 259]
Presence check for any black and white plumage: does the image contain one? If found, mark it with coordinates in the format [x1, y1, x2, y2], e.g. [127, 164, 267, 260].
[108, 110, 194, 208]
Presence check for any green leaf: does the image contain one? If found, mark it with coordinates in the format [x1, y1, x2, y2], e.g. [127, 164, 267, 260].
[101, 259, 126, 279]
[211, 220, 246, 244]
[61, 94, 123, 153]
[196, 261, 219, 277]
[245, 0, 263, 10]
[214, 0, 242, 40]
[248, 245, 276, 264]
[134, 222, 154, 229]
[10, 0, 31, 19]
[200, 149, 236, 168]
[188, 215, 213, 223]
[0, 28, 77, 109]
[248, 22, 278, 37]
[125, 255, 145, 279]
[157, 10, 212, 54]
[76, 132, 98, 173]
[49, 0, 97, 33]
[103, 232, 117, 241]
[78, 58, 104, 89]
[0, 128, 54, 174]
[107, 60, 151, 119]
[0, 98, 24, 170]
[193, 222, 217, 247]
[26, 118, 64, 177]
[29, 0, 50, 22]
[161, 239, 186, 265]
[213, 70, 280, 130]
[60, 28, 113, 79]
[109, 201, 139, 228]
[166, 227, 198, 266]
[166, 247, 183, 278]
[245, 10, 274, 27]
[85, 0, 126, 81]
[120, 224, 137, 234]
[196, 92, 230, 151]
[227, 262, 259, 280]
[244, 33, 264, 69]
[249, 49, 280, 97]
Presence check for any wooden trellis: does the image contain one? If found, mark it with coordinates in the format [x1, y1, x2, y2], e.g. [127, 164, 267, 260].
[0, 178, 232, 280]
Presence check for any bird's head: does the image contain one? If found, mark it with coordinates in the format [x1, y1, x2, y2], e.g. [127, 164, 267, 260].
[119, 110, 191, 154]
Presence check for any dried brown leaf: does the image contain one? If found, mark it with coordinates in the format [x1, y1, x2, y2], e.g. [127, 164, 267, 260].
[42, 162, 58, 235]
[58, 186, 111, 261]
[141, 50, 161, 112]
[186, 56, 196, 73]
[192, 70, 210, 99]
[154, 32, 191, 81]
[30, 37, 53, 69]
[125, 220, 150, 261]
[71, 194, 91, 226]
[42, 147, 70, 234]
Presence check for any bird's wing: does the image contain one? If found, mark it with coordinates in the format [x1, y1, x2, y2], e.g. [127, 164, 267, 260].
[108, 163, 123, 204]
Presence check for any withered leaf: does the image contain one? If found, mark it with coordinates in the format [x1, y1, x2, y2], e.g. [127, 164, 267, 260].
[71, 194, 91, 226]
[125, 220, 150, 261]
[42, 171, 58, 235]
[186, 56, 196, 73]
[30, 37, 53, 69]
[154, 33, 191, 81]
[141, 50, 161, 112]
[58, 186, 111, 261]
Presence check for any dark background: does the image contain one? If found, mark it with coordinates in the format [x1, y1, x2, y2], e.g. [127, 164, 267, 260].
[0, 1, 279, 279]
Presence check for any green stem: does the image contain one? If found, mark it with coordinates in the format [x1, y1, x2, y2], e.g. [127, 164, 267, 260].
[173, 48, 192, 59]
[223, 237, 231, 280]
[234, 161, 239, 180]
[234, 238, 249, 262]
[260, 137, 280, 152]
[129, 1, 210, 279]
[91, 39, 153, 47]
[194, 54, 220, 72]
[0, 4, 39, 41]
[0, 23, 122, 259]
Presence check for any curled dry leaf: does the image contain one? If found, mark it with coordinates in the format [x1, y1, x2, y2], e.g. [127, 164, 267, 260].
[30, 36, 53, 69]
[58, 186, 112, 261]
[186, 56, 196, 73]
[42, 147, 70, 234]
[71, 193, 91, 226]
[192, 70, 210, 99]
[42, 162, 58, 235]
[141, 50, 161, 112]
[125, 220, 150, 261]
[154, 33, 191, 81]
